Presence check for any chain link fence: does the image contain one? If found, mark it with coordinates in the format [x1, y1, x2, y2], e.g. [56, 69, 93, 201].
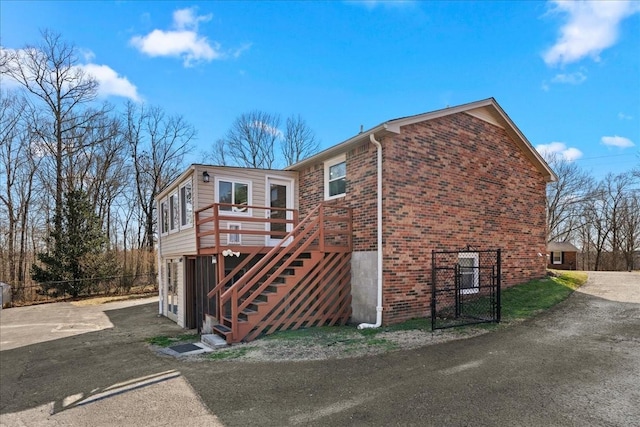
[6, 273, 158, 307]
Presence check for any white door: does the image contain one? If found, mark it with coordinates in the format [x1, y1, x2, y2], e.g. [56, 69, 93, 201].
[266, 177, 294, 246]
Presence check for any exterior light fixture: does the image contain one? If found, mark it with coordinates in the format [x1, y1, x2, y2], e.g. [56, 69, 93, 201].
[202, 171, 210, 183]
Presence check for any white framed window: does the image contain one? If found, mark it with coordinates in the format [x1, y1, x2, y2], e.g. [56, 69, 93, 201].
[169, 191, 179, 231]
[216, 177, 251, 215]
[228, 223, 241, 245]
[458, 252, 479, 295]
[160, 200, 169, 235]
[324, 154, 346, 200]
[180, 181, 193, 228]
[552, 252, 562, 265]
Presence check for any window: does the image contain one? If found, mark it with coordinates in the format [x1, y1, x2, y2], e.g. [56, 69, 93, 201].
[216, 178, 250, 214]
[324, 155, 346, 200]
[458, 252, 479, 294]
[552, 252, 562, 265]
[160, 201, 169, 234]
[169, 192, 179, 231]
[228, 223, 241, 245]
[180, 182, 193, 227]
[167, 261, 178, 315]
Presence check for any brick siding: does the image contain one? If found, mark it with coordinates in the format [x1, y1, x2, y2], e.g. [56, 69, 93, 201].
[548, 251, 577, 270]
[298, 111, 548, 325]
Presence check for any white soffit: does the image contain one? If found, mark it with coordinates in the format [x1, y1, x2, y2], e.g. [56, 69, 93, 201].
[465, 106, 505, 129]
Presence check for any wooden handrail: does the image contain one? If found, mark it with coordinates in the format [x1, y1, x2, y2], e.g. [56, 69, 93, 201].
[207, 202, 353, 342]
[219, 205, 321, 303]
[236, 226, 320, 309]
[206, 246, 262, 300]
[195, 202, 297, 214]
[195, 202, 300, 251]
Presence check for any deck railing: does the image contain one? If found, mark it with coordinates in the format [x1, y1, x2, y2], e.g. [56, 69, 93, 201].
[206, 203, 352, 342]
[195, 203, 299, 253]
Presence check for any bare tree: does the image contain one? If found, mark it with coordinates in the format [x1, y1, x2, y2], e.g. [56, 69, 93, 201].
[619, 191, 640, 270]
[546, 155, 594, 243]
[0, 91, 35, 284]
[582, 186, 610, 271]
[214, 111, 318, 169]
[602, 172, 637, 270]
[282, 114, 319, 166]
[206, 138, 228, 166]
[1, 30, 109, 242]
[224, 110, 280, 168]
[578, 172, 639, 271]
[124, 101, 195, 253]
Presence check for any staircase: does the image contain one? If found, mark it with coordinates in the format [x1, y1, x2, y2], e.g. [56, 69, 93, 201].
[206, 204, 352, 343]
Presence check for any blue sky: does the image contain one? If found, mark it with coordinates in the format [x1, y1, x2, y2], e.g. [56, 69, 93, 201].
[1, 0, 639, 179]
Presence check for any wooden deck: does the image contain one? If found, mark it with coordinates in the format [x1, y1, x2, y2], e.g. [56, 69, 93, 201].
[194, 203, 353, 343]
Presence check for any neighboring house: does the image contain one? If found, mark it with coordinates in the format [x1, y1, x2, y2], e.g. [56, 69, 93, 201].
[547, 242, 579, 270]
[155, 98, 556, 343]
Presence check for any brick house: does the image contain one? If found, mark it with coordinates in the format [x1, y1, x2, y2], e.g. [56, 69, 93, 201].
[155, 98, 556, 342]
[547, 242, 579, 270]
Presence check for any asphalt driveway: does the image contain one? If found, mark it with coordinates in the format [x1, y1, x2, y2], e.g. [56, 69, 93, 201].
[1, 271, 639, 426]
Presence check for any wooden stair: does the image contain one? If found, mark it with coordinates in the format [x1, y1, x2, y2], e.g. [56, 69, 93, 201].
[207, 204, 353, 344]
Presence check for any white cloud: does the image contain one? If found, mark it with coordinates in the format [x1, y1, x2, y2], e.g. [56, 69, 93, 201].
[130, 7, 227, 67]
[131, 29, 220, 66]
[77, 63, 141, 102]
[172, 7, 212, 30]
[618, 112, 633, 120]
[536, 142, 583, 162]
[0, 47, 140, 102]
[231, 43, 252, 59]
[543, 0, 640, 66]
[601, 135, 635, 148]
[252, 121, 283, 138]
[550, 71, 587, 85]
[347, 0, 415, 9]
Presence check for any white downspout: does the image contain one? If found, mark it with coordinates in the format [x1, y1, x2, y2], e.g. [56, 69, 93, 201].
[358, 134, 383, 329]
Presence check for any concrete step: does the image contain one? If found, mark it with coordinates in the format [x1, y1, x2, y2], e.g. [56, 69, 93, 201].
[201, 333, 229, 349]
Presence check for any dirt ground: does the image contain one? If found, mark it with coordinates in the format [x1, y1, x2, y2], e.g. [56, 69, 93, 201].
[1, 271, 638, 426]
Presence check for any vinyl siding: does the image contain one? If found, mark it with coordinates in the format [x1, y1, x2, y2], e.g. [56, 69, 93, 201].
[157, 165, 298, 256]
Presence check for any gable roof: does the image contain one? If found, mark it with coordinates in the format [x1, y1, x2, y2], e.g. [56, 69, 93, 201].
[548, 242, 579, 252]
[287, 98, 557, 182]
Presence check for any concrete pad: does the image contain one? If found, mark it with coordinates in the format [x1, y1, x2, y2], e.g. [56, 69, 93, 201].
[0, 297, 159, 351]
[0, 371, 223, 426]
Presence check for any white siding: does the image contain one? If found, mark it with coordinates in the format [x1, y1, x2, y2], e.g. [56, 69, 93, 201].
[156, 164, 298, 328]
[193, 165, 298, 248]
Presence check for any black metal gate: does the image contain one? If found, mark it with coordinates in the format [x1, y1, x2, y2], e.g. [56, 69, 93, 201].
[431, 247, 501, 330]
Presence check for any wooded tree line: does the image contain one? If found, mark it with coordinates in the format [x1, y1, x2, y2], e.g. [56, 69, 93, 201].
[0, 31, 318, 301]
[0, 31, 637, 304]
[546, 156, 640, 271]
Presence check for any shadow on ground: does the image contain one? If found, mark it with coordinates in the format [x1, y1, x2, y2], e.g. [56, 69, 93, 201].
[0, 302, 182, 416]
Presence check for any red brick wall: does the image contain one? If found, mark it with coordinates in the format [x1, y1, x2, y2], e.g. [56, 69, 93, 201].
[548, 251, 577, 270]
[298, 143, 378, 251]
[297, 111, 548, 325]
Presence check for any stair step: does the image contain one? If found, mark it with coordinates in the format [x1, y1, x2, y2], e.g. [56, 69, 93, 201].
[239, 307, 258, 321]
[212, 323, 231, 335]
[201, 334, 228, 349]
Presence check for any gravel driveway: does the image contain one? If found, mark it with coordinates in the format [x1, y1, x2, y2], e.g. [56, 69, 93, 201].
[1, 271, 639, 426]
[181, 271, 640, 426]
